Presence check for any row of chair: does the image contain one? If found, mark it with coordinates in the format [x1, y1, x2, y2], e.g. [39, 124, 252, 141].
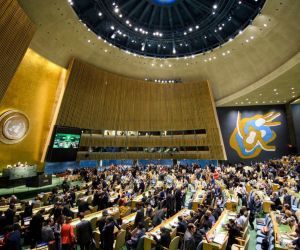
[255, 215, 275, 250]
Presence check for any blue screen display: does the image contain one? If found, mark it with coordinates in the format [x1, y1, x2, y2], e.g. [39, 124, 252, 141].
[151, 0, 177, 5]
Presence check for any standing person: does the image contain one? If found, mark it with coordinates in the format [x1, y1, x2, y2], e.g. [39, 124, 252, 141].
[41, 218, 55, 242]
[5, 204, 15, 226]
[134, 203, 145, 228]
[29, 209, 45, 248]
[61, 217, 75, 250]
[54, 216, 64, 250]
[5, 223, 21, 250]
[76, 213, 93, 250]
[101, 216, 116, 250]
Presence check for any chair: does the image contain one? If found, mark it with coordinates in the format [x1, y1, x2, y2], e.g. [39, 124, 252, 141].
[231, 234, 250, 250]
[134, 235, 145, 250]
[170, 228, 177, 239]
[90, 206, 97, 213]
[93, 230, 101, 250]
[90, 217, 98, 230]
[162, 236, 180, 250]
[113, 229, 126, 250]
[144, 217, 151, 230]
[87, 196, 93, 204]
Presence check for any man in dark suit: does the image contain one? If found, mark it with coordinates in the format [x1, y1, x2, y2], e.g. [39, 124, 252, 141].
[177, 216, 187, 234]
[152, 207, 167, 227]
[101, 216, 116, 250]
[30, 209, 45, 248]
[175, 188, 182, 212]
[5, 204, 15, 226]
[134, 203, 145, 228]
[76, 213, 93, 250]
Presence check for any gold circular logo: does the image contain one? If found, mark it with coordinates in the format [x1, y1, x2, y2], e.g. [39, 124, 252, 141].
[0, 110, 29, 144]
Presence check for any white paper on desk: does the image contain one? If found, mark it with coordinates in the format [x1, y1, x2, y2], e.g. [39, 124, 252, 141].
[213, 232, 227, 244]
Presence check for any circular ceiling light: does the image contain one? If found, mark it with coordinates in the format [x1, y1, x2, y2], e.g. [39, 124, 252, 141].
[151, 0, 178, 5]
[70, 0, 266, 58]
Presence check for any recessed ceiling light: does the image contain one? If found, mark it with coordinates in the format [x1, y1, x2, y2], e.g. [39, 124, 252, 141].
[259, 93, 262, 96]
[263, 23, 267, 27]
[273, 89, 277, 91]
[213, 4, 218, 9]
[291, 87, 294, 90]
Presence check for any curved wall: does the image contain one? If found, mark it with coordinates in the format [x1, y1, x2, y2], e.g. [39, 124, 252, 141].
[57, 59, 226, 160]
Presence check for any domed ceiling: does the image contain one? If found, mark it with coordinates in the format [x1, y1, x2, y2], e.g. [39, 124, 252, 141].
[18, 0, 300, 106]
[71, 0, 265, 58]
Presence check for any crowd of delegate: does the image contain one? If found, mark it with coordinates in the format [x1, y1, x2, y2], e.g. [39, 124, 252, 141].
[0, 156, 300, 250]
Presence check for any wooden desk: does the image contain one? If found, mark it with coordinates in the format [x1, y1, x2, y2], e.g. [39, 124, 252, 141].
[223, 190, 238, 212]
[121, 212, 137, 228]
[270, 212, 294, 250]
[144, 208, 191, 250]
[192, 189, 206, 211]
[254, 190, 274, 213]
[131, 191, 148, 208]
[70, 206, 120, 233]
[202, 210, 236, 250]
[0, 203, 22, 212]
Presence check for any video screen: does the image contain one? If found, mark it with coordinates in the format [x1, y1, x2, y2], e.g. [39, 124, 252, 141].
[53, 133, 80, 149]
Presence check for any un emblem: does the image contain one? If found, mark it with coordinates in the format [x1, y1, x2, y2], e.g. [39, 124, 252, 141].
[0, 110, 29, 144]
[229, 111, 281, 159]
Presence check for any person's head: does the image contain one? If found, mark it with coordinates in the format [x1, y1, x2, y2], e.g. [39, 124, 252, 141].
[162, 207, 167, 212]
[102, 209, 109, 217]
[228, 219, 235, 226]
[178, 216, 183, 222]
[187, 223, 196, 233]
[66, 217, 72, 224]
[137, 222, 144, 230]
[13, 223, 21, 231]
[9, 204, 15, 210]
[39, 208, 46, 215]
[105, 216, 114, 224]
[160, 227, 170, 234]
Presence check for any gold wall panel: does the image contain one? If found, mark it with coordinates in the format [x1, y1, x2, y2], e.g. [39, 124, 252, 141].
[0, 49, 65, 170]
[58, 59, 226, 160]
[0, 0, 36, 101]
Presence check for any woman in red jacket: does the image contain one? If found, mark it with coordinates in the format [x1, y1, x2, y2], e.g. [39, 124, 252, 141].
[61, 217, 75, 250]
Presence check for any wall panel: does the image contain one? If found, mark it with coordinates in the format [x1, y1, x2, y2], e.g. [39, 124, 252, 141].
[0, 49, 65, 170]
[57, 59, 226, 160]
[0, 0, 36, 101]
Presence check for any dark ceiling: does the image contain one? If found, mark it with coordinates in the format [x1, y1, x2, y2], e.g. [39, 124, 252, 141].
[71, 0, 265, 58]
